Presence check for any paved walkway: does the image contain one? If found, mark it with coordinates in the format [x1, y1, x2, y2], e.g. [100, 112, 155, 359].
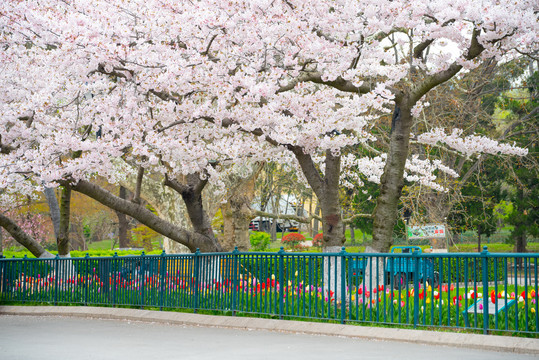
[1, 306, 538, 359]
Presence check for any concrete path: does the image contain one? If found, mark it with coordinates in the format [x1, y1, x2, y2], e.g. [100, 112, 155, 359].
[1, 306, 538, 359]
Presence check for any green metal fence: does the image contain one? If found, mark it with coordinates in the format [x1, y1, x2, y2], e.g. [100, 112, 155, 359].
[1, 247, 537, 335]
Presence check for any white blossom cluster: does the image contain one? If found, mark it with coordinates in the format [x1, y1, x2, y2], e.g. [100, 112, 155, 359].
[0, 0, 536, 210]
[417, 128, 528, 157]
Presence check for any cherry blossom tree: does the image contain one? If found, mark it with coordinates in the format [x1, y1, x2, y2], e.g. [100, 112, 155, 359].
[1, 0, 537, 256]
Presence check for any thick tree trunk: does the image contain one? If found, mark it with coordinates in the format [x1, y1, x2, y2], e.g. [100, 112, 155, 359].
[0, 213, 53, 258]
[43, 187, 61, 239]
[220, 165, 260, 251]
[57, 185, 71, 256]
[164, 174, 223, 252]
[270, 219, 277, 242]
[294, 151, 345, 301]
[116, 185, 131, 248]
[371, 103, 413, 253]
[221, 201, 251, 251]
[181, 189, 220, 248]
[515, 231, 527, 253]
[350, 225, 355, 243]
[318, 152, 346, 249]
[71, 179, 218, 252]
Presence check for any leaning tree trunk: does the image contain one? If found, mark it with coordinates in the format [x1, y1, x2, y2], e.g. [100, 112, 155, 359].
[0, 213, 53, 258]
[71, 180, 218, 252]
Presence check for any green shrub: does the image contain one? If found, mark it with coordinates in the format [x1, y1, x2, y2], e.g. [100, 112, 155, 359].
[250, 231, 271, 251]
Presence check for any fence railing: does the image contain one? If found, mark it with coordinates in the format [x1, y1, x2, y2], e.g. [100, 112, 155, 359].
[1, 246, 537, 335]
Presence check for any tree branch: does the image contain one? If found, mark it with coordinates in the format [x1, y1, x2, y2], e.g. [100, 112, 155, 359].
[411, 28, 485, 104]
[342, 213, 373, 224]
[70, 179, 215, 252]
[133, 165, 144, 204]
[276, 71, 371, 94]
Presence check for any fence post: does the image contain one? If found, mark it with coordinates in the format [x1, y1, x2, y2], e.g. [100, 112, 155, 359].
[54, 255, 59, 305]
[140, 251, 146, 309]
[481, 246, 489, 334]
[278, 247, 285, 320]
[21, 255, 27, 302]
[194, 248, 200, 313]
[112, 252, 117, 307]
[159, 250, 166, 311]
[413, 249, 420, 328]
[85, 253, 89, 306]
[231, 247, 239, 316]
[340, 247, 346, 324]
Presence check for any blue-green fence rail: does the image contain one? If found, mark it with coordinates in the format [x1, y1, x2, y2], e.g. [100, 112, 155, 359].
[1, 247, 537, 335]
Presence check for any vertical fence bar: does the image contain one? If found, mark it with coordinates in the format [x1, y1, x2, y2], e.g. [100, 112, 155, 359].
[112, 253, 117, 307]
[340, 247, 346, 324]
[524, 256, 529, 332]
[535, 257, 538, 332]
[85, 254, 89, 306]
[514, 254, 518, 332]
[504, 257, 509, 330]
[193, 249, 200, 313]
[159, 250, 166, 310]
[278, 247, 284, 319]
[232, 247, 238, 315]
[54, 255, 59, 305]
[413, 249, 419, 328]
[481, 246, 489, 335]
[140, 251, 146, 309]
[493, 257, 498, 330]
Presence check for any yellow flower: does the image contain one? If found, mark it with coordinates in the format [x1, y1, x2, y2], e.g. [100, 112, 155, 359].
[532, 308, 536, 314]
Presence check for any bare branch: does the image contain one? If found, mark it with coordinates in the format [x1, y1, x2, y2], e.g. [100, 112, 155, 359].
[342, 213, 373, 224]
[411, 28, 485, 104]
[276, 71, 371, 94]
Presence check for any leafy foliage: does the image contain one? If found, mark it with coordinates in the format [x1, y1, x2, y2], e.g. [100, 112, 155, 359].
[249, 231, 271, 251]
